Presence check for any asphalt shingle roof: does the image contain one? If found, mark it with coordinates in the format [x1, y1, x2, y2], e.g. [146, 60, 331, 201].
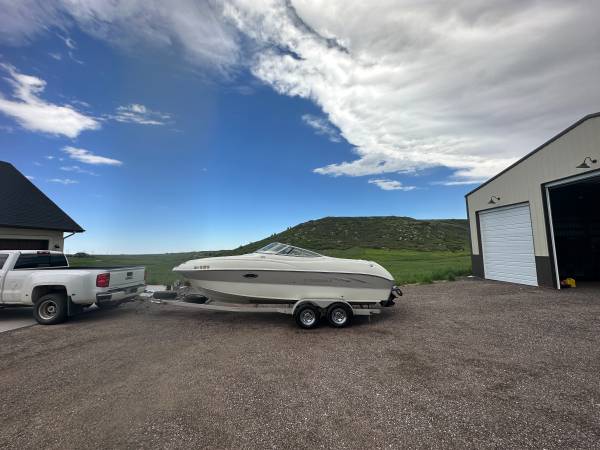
[0, 161, 84, 232]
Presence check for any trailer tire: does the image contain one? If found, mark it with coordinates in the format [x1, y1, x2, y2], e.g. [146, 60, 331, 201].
[34, 293, 68, 325]
[153, 291, 178, 300]
[326, 303, 353, 328]
[294, 304, 320, 329]
[183, 294, 207, 304]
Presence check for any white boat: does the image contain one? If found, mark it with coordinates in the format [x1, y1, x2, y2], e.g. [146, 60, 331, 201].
[173, 243, 401, 307]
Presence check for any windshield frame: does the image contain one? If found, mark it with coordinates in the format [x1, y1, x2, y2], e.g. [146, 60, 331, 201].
[255, 242, 322, 257]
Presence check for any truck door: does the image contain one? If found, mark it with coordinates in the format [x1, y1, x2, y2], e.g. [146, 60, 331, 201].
[0, 253, 9, 303]
[2, 252, 51, 303]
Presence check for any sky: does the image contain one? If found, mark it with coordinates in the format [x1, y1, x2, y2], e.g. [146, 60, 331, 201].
[0, 0, 599, 254]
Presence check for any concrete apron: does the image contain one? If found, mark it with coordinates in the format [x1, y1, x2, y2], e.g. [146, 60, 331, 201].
[0, 307, 36, 333]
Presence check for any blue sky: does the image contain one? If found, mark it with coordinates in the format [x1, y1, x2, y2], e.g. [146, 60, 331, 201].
[0, 1, 598, 253]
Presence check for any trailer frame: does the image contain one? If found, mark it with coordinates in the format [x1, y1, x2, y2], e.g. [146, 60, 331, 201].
[150, 297, 385, 329]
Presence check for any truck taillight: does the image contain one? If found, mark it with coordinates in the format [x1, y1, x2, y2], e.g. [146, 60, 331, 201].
[96, 273, 110, 288]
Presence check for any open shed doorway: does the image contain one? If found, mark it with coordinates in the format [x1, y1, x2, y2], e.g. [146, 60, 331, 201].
[548, 173, 600, 288]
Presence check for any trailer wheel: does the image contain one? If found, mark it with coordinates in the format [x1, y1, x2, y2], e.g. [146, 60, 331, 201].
[294, 304, 320, 329]
[326, 303, 353, 328]
[34, 294, 68, 325]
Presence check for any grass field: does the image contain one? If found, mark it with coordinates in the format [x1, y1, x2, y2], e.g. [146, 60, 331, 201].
[69, 249, 471, 286]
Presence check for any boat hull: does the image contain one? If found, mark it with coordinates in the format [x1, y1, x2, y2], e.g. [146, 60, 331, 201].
[178, 269, 394, 305]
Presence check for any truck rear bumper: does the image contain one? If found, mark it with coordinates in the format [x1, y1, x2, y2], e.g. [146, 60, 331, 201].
[96, 284, 145, 305]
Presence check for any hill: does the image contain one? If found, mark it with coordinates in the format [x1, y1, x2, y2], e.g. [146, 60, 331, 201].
[228, 216, 469, 254]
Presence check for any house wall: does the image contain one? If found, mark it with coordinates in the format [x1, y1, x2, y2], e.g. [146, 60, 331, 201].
[466, 116, 600, 286]
[0, 227, 64, 251]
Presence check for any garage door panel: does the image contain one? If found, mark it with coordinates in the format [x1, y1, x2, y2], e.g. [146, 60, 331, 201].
[485, 271, 538, 282]
[0, 239, 49, 250]
[481, 223, 534, 231]
[480, 203, 538, 286]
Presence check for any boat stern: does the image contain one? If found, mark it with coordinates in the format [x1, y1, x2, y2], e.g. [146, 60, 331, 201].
[380, 285, 402, 307]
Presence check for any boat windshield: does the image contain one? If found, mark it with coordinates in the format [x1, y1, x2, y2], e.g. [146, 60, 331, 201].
[255, 242, 322, 257]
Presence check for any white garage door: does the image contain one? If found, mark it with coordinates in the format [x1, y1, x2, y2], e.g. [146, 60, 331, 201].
[479, 203, 538, 286]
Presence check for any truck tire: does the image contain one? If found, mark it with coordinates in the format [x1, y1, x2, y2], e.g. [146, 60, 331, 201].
[294, 304, 320, 329]
[34, 293, 68, 325]
[326, 303, 353, 328]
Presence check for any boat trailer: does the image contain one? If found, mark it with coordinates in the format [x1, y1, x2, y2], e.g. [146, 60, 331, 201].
[150, 288, 402, 329]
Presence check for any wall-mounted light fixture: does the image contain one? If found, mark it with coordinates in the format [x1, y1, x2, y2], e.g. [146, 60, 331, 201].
[488, 195, 501, 205]
[576, 156, 598, 169]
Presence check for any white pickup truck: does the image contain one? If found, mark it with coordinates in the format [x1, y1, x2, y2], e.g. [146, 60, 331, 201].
[0, 250, 145, 325]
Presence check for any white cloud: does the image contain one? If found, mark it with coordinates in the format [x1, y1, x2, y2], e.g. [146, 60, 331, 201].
[63, 146, 122, 166]
[48, 178, 78, 185]
[111, 104, 171, 125]
[0, 64, 100, 138]
[0, 0, 240, 73]
[368, 178, 416, 191]
[223, 0, 600, 185]
[432, 180, 481, 186]
[60, 165, 97, 175]
[59, 34, 76, 50]
[2, 1, 599, 187]
[302, 114, 341, 143]
[45, 155, 55, 160]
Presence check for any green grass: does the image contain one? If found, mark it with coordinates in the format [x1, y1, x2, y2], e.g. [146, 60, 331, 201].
[321, 248, 471, 284]
[68, 252, 202, 285]
[69, 248, 471, 286]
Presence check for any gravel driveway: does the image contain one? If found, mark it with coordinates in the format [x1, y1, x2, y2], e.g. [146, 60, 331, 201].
[1, 279, 599, 449]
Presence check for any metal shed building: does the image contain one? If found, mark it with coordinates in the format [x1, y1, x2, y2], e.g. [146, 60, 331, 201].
[466, 113, 600, 289]
[0, 161, 84, 251]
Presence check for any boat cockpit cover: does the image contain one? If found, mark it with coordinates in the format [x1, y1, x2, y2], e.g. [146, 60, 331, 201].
[255, 242, 322, 257]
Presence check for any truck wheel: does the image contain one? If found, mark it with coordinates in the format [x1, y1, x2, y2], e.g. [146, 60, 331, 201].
[294, 304, 320, 329]
[326, 303, 353, 328]
[34, 294, 68, 325]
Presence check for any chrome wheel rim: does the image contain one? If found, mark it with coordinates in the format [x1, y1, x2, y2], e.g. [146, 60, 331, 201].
[331, 307, 347, 325]
[39, 300, 58, 320]
[300, 309, 316, 326]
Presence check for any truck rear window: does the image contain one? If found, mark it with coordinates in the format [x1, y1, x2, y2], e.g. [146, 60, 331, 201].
[0, 254, 8, 270]
[14, 253, 68, 269]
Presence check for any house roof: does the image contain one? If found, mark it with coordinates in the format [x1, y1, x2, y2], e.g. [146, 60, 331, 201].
[466, 112, 600, 197]
[0, 161, 84, 232]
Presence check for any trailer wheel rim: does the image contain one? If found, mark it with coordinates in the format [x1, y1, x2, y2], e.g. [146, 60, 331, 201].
[300, 309, 316, 326]
[39, 300, 58, 320]
[330, 307, 347, 325]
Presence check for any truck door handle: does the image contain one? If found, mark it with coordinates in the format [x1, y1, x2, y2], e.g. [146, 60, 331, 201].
[243, 273, 258, 278]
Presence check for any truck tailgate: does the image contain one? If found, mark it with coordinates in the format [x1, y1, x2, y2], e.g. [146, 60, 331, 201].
[108, 267, 145, 288]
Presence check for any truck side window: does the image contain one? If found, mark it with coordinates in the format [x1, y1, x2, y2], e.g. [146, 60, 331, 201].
[14, 254, 51, 269]
[50, 254, 68, 267]
[0, 254, 8, 270]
